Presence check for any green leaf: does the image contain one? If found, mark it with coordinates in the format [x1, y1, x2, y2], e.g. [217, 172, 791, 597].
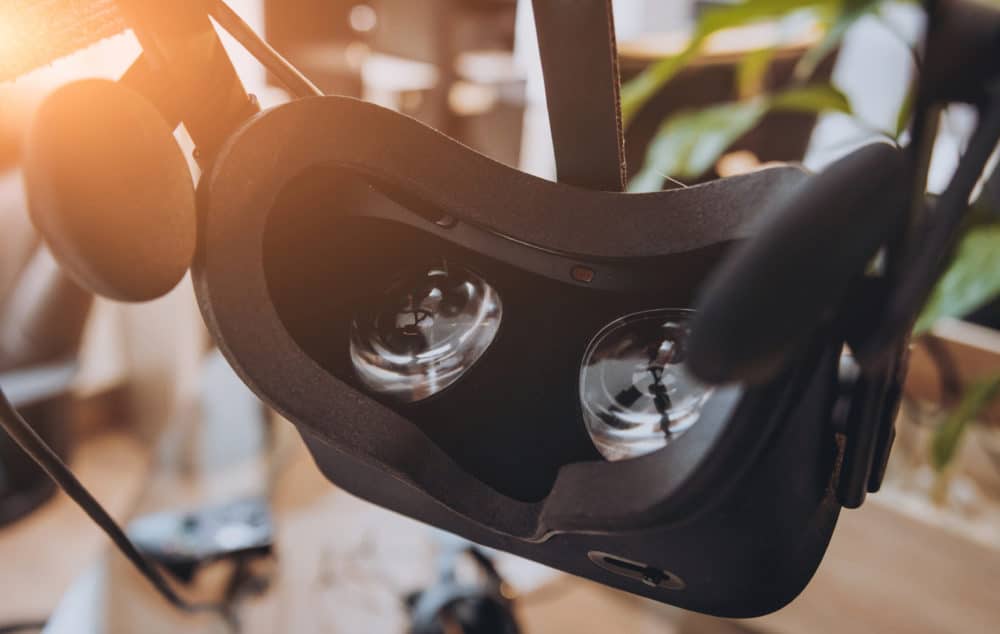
[914, 224, 1000, 335]
[620, 51, 698, 127]
[628, 99, 769, 191]
[770, 82, 853, 114]
[737, 46, 779, 98]
[930, 374, 1000, 472]
[628, 82, 853, 190]
[620, 0, 839, 125]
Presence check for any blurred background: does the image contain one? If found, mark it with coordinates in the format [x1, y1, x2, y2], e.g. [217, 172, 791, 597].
[0, 1, 998, 632]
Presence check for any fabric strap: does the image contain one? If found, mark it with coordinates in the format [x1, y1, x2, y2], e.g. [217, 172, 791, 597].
[531, 0, 626, 192]
[0, 0, 127, 81]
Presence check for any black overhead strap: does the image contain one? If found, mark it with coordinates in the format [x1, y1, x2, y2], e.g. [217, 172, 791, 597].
[531, 0, 627, 192]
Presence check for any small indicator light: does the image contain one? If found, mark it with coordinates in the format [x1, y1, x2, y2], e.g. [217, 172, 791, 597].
[571, 265, 595, 283]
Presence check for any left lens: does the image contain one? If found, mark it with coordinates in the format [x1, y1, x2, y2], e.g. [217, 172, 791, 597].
[350, 265, 502, 402]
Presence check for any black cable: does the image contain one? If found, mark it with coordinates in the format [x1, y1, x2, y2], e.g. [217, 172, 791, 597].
[0, 386, 237, 630]
[206, 0, 324, 99]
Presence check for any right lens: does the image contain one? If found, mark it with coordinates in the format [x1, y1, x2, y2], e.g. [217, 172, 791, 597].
[579, 309, 714, 461]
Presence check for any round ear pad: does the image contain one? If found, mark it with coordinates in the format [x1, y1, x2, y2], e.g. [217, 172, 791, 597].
[23, 79, 196, 302]
[687, 142, 907, 385]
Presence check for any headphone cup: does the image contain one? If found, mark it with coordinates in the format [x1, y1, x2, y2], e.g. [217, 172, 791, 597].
[24, 79, 197, 302]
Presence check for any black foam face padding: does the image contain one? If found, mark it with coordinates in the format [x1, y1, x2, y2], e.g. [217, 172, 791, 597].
[688, 142, 908, 386]
[203, 96, 806, 260]
[24, 79, 196, 302]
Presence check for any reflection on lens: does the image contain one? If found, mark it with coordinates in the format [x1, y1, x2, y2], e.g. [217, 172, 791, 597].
[350, 265, 501, 402]
[579, 309, 714, 461]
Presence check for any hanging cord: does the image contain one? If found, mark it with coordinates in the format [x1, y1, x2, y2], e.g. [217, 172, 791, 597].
[0, 387, 239, 631]
[206, 0, 323, 99]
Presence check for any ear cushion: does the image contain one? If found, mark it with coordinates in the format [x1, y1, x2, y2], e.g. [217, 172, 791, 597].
[23, 79, 196, 302]
[688, 142, 908, 385]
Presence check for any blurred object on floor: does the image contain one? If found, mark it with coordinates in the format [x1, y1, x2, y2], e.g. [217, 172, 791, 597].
[127, 496, 273, 585]
[406, 538, 520, 634]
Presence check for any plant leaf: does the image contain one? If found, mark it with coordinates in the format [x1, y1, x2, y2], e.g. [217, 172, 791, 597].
[770, 82, 853, 114]
[620, 50, 698, 127]
[629, 82, 853, 190]
[914, 224, 1000, 335]
[620, 0, 838, 125]
[628, 99, 769, 191]
[930, 374, 1000, 472]
[895, 82, 915, 139]
[737, 45, 779, 99]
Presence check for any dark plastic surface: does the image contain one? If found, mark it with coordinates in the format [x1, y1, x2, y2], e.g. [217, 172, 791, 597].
[688, 142, 908, 386]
